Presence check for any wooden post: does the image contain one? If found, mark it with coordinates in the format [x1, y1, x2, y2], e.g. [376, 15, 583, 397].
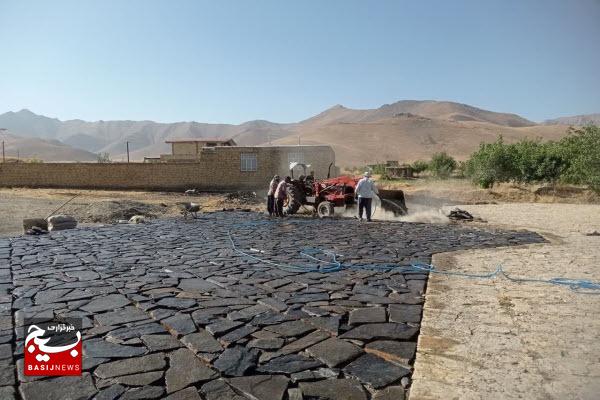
[126, 141, 130, 163]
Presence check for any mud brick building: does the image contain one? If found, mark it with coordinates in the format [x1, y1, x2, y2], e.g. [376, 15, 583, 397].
[0, 144, 337, 191]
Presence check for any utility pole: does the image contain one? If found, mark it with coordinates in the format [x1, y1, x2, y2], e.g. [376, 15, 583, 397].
[126, 141, 130, 163]
[0, 128, 6, 163]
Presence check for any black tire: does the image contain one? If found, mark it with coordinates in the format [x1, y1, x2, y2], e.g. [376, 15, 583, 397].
[285, 185, 304, 215]
[317, 201, 334, 218]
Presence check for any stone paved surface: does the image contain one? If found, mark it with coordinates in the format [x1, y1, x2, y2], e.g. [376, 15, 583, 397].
[410, 204, 600, 400]
[0, 211, 543, 399]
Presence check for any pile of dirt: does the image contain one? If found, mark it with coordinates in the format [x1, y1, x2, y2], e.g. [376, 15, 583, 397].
[77, 200, 169, 223]
[223, 191, 262, 205]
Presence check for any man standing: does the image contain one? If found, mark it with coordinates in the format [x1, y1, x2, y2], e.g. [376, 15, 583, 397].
[274, 176, 291, 218]
[267, 175, 280, 217]
[355, 171, 378, 221]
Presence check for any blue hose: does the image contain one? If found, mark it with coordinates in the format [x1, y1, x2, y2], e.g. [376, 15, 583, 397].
[225, 218, 600, 294]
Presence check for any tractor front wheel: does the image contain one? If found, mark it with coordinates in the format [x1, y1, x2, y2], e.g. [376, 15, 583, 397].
[317, 201, 334, 218]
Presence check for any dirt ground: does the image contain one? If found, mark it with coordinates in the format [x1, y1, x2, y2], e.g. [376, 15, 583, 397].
[0, 188, 262, 237]
[383, 178, 600, 205]
[1, 179, 597, 237]
[410, 203, 600, 400]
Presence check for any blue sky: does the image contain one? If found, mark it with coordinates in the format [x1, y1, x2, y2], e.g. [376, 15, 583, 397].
[0, 0, 599, 124]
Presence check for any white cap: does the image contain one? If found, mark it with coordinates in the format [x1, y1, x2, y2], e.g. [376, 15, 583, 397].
[364, 171, 371, 177]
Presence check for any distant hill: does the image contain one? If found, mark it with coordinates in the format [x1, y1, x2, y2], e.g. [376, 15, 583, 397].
[0, 109, 291, 159]
[0, 101, 580, 164]
[544, 113, 600, 126]
[0, 132, 97, 162]
[275, 113, 568, 166]
[301, 100, 536, 127]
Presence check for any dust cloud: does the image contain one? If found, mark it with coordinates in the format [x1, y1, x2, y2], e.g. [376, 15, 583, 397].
[339, 194, 452, 224]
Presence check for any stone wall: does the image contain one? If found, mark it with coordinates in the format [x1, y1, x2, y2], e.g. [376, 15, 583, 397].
[0, 145, 336, 191]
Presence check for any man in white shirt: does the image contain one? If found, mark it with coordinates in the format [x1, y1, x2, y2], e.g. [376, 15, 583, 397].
[355, 171, 378, 221]
[274, 176, 291, 217]
[267, 175, 280, 217]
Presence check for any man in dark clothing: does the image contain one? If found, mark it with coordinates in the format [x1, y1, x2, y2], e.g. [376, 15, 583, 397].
[267, 175, 280, 217]
[274, 176, 291, 217]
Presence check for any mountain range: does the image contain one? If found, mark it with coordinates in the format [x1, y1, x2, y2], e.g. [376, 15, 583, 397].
[0, 101, 595, 165]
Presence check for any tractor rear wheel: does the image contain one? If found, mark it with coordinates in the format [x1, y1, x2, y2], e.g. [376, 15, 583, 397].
[284, 185, 304, 215]
[317, 201, 334, 218]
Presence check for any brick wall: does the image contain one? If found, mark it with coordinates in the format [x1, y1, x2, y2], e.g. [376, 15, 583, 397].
[0, 145, 336, 191]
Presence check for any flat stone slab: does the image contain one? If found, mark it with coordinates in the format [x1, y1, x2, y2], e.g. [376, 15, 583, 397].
[365, 340, 417, 364]
[339, 323, 419, 341]
[306, 337, 363, 367]
[178, 278, 219, 293]
[3, 211, 544, 397]
[162, 313, 196, 336]
[388, 304, 422, 323]
[349, 306, 387, 325]
[114, 371, 164, 386]
[257, 353, 323, 374]
[94, 306, 149, 326]
[141, 334, 182, 352]
[228, 375, 289, 400]
[264, 320, 315, 337]
[80, 294, 130, 312]
[343, 353, 411, 389]
[19, 373, 98, 400]
[94, 353, 166, 379]
[165, 348, 218, 393]
[214, 346, 259, 376]
[373, 385, 406, 400]
[299, 379, 368, 400]
[201, 379, 247, 400]
[83, 338, 147, 358]
[181, 330, 223, 353]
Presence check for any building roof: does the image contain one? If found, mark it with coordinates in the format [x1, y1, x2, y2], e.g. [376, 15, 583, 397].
[165, 138, 236, 144]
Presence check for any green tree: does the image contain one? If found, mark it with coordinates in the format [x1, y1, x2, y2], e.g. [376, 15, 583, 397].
[559, 125, 600, 191]
[465, 137, 516, 188]
[428, 152, 457, 178]
[97, 152, 111, 163]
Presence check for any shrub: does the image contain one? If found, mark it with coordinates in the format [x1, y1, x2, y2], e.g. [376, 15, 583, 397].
[411, 160, 429, 174]
[428, 152, 457, 178]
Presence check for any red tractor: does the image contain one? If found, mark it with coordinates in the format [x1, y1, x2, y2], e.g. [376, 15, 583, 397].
[284, 163, 408, 218]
